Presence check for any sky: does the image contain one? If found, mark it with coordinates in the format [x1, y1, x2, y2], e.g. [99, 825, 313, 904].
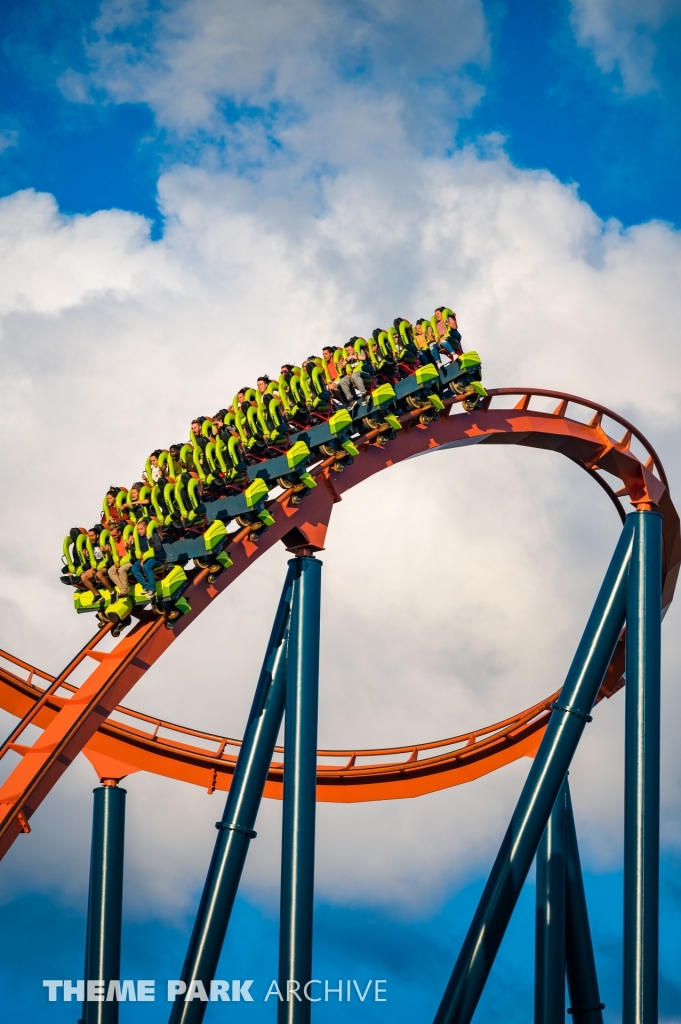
[0, 0, 680, 1021]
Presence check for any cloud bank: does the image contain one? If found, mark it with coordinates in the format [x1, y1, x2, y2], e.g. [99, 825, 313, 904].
[1, 141, 680, 919]
[570, 0, 681, 94]
[0, 0, 680, 926]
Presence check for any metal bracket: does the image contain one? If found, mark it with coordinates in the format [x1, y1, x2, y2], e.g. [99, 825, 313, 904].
[215, 821, 257, 838]
[549, 702, 593, 723]
[16, 810, 31, 834]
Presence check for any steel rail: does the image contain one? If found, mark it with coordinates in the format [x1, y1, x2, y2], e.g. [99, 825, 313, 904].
[0, 626, 111, 764]
[0, 387, 677, 850]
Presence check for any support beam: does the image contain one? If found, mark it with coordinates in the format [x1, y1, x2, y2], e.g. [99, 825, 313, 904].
[433, 515, 636, 1024]
[82, 782, 126, 1024]
[535, 779, 566, 1024]
[278, 556, 322, 1024]
[624, 510, 662, 1024]
[565, 783, 604, 1024]
[169, 563, 296, 1024]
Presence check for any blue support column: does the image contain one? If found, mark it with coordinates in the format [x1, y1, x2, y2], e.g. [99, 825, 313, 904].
[433, 515, 636, 1024]
[169, 563, 296, 1024]
[565, 783, 604, 1024]
[624, 510, 662, 1024]
[82, 782, 126, 1024]
[278, 555, 322, 1024]
[534, 778, 566, 1024]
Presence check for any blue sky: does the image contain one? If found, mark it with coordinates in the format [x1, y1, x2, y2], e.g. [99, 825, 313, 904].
[0, 0, 681, 1021]
[3, 860, 681, 1021]
[1, 0, 680, 230]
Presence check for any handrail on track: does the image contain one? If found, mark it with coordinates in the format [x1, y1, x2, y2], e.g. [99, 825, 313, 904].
[0, 384, 677, 830]
[0, 647, 555, 766]
[485, 388, 668, 487]
[0, 626, 112, 764]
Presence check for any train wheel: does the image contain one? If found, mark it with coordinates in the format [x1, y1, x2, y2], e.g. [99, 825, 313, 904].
[291, 486, 311, 505]
[330, 460, 344, 473]
[419, 412, 434, 425]
[320, 444, 337, 457]
[406, 394, 423, 409]
[462, 396, 480, 412]
[374, 434, 387, 447]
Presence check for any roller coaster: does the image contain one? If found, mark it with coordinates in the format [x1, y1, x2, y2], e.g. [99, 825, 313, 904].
[0, 312, 677, 1024]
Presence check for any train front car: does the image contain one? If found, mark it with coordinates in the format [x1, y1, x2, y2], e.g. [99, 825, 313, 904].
[59, 318, 485, 627]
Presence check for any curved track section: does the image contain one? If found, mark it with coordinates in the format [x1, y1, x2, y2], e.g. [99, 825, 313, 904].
[0, 388, 678, 855]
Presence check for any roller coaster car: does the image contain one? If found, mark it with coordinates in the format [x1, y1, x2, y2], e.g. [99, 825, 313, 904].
[63, 345, 486, 609]
[162, 357, 483, 560]
[74, 563, 191, 631]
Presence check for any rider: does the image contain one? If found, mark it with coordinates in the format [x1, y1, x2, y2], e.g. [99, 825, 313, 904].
[107, 523, 133, 597]
[430, 307, 462, 365]
[212, 409, 227, 433]
[191, 417, 209, 438]
[120, 483, 151, 520]
[168, 444, 186, 471]
[80, 527, 116, 602]
[337, 340, 371, 407]
[414, 319, 429, 349]
[130, 520, 166, 600]
[322, 345, 345, 403]
[147, 450, 166, 485]
[442, 309, 463, 355]
[102, 488, 122, 526]
[236, 389, 253, 413]
[257, 376, 275, 410]
[393, 318, 420, 368]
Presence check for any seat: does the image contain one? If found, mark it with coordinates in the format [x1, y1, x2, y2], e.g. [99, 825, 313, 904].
[300, 361, 331, 417]
[277, 371, 307, 426]
[174, 474, 205, 530]
[62, 527, 87, 579]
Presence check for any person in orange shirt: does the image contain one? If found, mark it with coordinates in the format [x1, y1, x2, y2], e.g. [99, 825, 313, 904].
[107, 524, 133, 597]
[322, 346, 343, 401]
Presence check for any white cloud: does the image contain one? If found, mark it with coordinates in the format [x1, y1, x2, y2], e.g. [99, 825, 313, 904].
[0, 137, 680, 921]
[570, 0, 681, 94]
[0, 190, 175, 318]
[0, 0, 679, 931]
[59, 0, 489, 165]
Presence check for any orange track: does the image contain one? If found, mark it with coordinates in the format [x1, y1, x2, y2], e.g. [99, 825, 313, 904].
[0, 387, 678, 860]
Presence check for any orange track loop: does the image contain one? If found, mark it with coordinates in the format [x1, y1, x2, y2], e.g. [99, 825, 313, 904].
[0, 387, 678, 857]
